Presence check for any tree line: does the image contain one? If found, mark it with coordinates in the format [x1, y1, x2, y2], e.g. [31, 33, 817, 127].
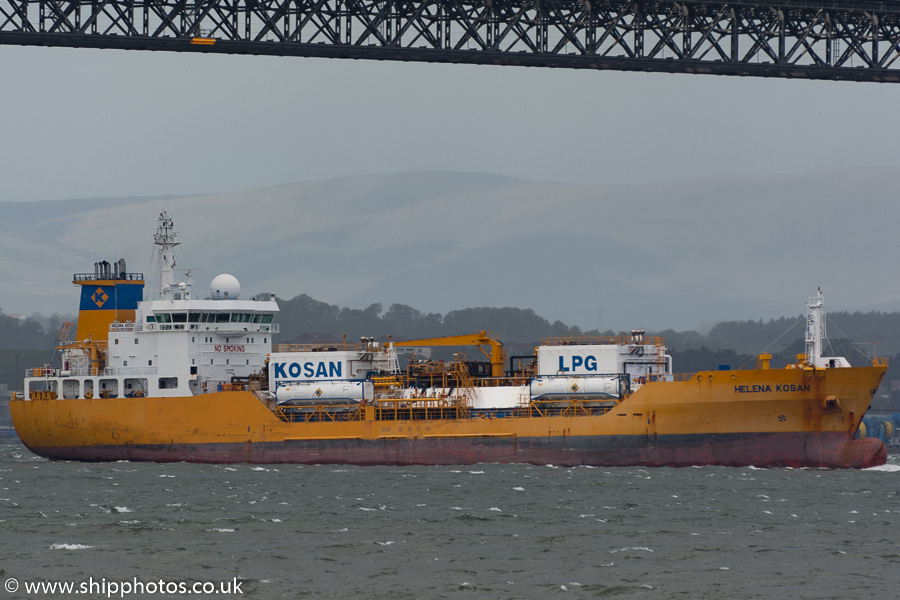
[2, 298, 899, 393]
[0, 311, 64, 350]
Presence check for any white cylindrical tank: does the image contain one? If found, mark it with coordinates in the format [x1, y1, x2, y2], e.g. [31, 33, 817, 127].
[276, 381, 374, 405]
[210, 273, 241, 300]
[530, 376, 622, 400]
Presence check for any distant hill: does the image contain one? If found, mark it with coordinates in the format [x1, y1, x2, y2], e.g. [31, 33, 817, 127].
[1, 169, 899, 332]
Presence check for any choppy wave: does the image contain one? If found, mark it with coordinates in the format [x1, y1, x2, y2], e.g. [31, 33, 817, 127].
[865, 463, 900, 472]
[1, 443, 898, 599]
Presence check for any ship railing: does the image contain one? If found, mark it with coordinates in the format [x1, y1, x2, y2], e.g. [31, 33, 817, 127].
[28, 365, 164, 378]
[101, 366, 158, 376]
[27, 367, 59, 378]
[620, 373, 687, 386]
[541, 334, 665, 347]
[217, 381, 262, 392]
[73, 272, 144, 282]
[470, 376, 531, 387]
[274, 341, 384, 353]
[372, 397, 470, 421]
[58, 340, 109, 350]
[58, 366, 94, 377]
[274, 402, 364, 424]
[521, 398, 616, 418]
[656, 373, 693, 382]
[872, 357, 889, 367]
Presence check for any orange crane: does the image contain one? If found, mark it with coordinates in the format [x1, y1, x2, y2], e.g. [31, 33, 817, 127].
[392, 331, 506, 377]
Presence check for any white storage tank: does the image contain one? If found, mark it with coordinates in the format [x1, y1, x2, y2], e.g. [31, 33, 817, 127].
[275, 381, 374, 406]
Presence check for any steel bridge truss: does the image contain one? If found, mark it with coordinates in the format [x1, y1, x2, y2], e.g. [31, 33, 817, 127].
[2, 0, 900, 82]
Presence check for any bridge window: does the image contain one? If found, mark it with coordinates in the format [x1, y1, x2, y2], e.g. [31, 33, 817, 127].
[146, 315, 156, 323]
[260, 314, 274, 324]
[172, 313, 187, 323]
[215, 312, 230, 323]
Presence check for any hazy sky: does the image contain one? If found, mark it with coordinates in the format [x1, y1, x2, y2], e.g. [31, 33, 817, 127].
[3, 45, 900, 334]
[2, 45, 900, 202]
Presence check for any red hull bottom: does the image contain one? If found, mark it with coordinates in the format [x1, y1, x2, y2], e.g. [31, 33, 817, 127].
[23, 432, 886, 469]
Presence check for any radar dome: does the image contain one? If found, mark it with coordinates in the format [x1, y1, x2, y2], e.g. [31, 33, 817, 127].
[209, 274, 241, 300]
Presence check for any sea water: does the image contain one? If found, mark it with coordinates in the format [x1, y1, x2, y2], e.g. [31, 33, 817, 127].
[1, 440, 899, 599]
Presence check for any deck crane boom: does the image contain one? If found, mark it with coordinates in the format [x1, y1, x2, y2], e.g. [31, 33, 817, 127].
[392, 331, 506, 377]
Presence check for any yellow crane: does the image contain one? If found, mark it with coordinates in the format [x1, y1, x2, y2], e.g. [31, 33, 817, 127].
[392, 331, 506, 377]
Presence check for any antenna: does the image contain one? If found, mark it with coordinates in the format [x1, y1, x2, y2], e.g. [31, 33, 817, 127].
[153, 210, 181, 300]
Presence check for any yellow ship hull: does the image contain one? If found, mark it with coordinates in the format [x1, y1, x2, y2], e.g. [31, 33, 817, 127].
[10, 365, 887, 468]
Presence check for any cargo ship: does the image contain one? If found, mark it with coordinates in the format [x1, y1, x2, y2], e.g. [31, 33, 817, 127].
[9, 212, 888, 468]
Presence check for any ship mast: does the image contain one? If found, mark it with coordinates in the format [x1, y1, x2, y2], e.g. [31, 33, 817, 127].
[153, 211, 181, 300]
[805, 288, 827, 367]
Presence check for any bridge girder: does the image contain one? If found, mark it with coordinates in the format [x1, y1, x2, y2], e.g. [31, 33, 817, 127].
[2, 0, 900, 82]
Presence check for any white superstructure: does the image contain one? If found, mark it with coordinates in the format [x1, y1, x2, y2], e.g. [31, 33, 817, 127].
[105, 295, 278, 397]
[25, 211, 279, 401]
